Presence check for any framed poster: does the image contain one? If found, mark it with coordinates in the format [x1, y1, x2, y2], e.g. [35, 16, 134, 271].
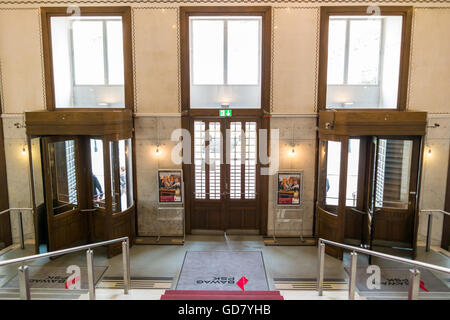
[277, 171, 303, 206]
[158, 169, 183, 204]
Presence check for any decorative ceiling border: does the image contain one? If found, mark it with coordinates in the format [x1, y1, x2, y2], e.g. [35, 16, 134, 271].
[0, 0, 449, 6]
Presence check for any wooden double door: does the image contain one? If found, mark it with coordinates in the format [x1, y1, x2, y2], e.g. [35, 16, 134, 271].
[317, 135, 422, 258]
[189, 117, 261, 232]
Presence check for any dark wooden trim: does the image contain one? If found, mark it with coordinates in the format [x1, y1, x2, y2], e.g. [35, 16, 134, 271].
[0, 118, 12, 248]
[180, 6, 271, 113]
[442, 148, 450, 251]
[40, 6, 134, 111]
[317, 6, 413, 111]
[318, 110, 427, 138]
[25, 110, 133, 137]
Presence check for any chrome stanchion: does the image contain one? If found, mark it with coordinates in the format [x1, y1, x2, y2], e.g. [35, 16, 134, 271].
[86, 249, 95, 300]
[426, 214, 433, 252]
[122, 240, 130, 294]
[317, 241, 325, 296]
[408, 268, 420, 300]
[348, 251, 357, 300]
[18, 265, 31, 300]
[18, 211, 25, 250]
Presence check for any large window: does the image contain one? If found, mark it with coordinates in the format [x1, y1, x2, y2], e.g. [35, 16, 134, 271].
[189, 16, 262, 108]
[42, 7, 133, 110]
[319, 7, 412, 110]
[181, 7, 271, 111]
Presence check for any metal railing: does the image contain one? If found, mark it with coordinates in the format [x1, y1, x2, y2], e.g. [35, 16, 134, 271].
[317, 238, 450, 300]
[420, 209, 450, 252]
[0, 208, 33, 250]
[0, 237, 131, 300]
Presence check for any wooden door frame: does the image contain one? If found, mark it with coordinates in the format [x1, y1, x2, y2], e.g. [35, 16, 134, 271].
[180, 6, 271, 235]
[0, 117, 11, 248]
[441, 148, 450, 250]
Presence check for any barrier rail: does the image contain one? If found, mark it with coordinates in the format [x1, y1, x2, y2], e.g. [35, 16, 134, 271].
[317, 238, 450, 300]
[0, 237, 131, 300]
[0, 208, 33, 250]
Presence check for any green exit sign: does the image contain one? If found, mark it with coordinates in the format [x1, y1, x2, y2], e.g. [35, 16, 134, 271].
[219, 109, 232, 117]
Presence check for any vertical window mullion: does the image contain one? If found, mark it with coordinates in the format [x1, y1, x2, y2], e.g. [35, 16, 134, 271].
[343, 19, 350, 85]
[223, 19, 228, 85]
[103, 20, 109, 85]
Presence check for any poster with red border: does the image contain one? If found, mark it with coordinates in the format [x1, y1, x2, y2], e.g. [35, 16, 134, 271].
[158, 170, 183, 203]
[277, 171, 302, 206]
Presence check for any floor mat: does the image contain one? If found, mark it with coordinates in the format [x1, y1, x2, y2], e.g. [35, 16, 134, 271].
[176, 251, 269, 291]
[2, 265, 108, 289]
[346, 267, 450, 293]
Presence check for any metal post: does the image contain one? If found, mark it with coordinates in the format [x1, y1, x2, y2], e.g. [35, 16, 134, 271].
[408, 268, 421, 300]
[317, 241, 325, 296]
[18, 265, 31, 300]
[18, 211, 25, 249]
[122, 240, 130, 294]
[426, 214, 433, 252]
[348, 251, 358, 300]
[86, 249, 95, 300]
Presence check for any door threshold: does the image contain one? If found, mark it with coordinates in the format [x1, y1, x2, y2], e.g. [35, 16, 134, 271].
[191, 229, 225, 235]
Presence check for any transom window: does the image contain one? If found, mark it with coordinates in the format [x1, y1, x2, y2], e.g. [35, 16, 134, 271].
[319, 7, 412, 111]
[41, 7, 133, 110]
[189, 16, 262, 109]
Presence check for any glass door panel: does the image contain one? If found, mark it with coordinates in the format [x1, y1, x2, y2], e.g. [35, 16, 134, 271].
[110, 138, 133, 213]
[90, 139, 105, 208]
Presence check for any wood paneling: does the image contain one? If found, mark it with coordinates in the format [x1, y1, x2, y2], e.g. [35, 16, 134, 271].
[25, 110, 133, 136]
[0, 119, 12, 248]
[318, 111, 427, 138]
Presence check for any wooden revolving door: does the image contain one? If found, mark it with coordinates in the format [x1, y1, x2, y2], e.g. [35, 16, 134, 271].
[316, 111, 427, 259]
[25, 110, 136, 257]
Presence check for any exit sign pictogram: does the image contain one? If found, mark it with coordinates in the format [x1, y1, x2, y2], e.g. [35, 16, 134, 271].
[219, 110, 232, 117]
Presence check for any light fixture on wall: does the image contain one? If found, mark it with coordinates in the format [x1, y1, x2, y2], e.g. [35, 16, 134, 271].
[155, 143, 162, 156]
[288, 144, 296, 157]
[21, 143, 27, 155]
[427, 145, 432, 157]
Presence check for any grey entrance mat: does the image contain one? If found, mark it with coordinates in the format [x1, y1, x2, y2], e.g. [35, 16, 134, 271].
[347, 267, 450, 293]
[2, 265, 108, 289]
[176, 251, 269, 291]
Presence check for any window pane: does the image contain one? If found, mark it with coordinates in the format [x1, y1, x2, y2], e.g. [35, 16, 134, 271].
[327, 19, 346, 85]
[326, 141, 341, 206]
[375, 139, 412, 209]
[346, 139, 360, 206]
[90, 139, 105, 208]
[227, 20, 260, 85]
[208, 122, 221, 200]
[50, 16, 125, 108]
[189, 17, 261, 109]
[245, 122, 257, 199]
[107, 20, 124, 85]
[191, 20, 224, 85]
[326, 16, 402, 109]
[347, 20, 381, 85]
[194, 121, 206, 199]
[72, 20, 105, 85]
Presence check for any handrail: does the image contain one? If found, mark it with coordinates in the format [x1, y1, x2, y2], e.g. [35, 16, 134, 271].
[317, 238, 450, 301]
[0, 237, 131, 300]
[0, 208, 33, 250]
[0, 208, 33, 215]
[0, 237, 128, 267]
[420, 209, 450, 252]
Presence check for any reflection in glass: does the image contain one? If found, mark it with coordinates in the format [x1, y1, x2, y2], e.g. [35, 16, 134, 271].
[325, 141, 341, 206]
[90, 139, 105, 208]
[326, 16, 402, 109]
[110, 139, 133, 212]
[31, 138, 45, 207]
[346, 139, 360, 206]
[375, 139, 412, 209]
[48, 140, 78, 215]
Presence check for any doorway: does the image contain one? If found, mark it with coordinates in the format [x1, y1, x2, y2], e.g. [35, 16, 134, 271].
[317, 135, 422, 258]
[189, 117, 261, 232]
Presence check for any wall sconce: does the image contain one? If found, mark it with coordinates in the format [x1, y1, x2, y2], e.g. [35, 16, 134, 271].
[21, 144, 27, 155]
[154, 143, 163, 157]
[427, 145, 432, 157]
[287, 143, 297, 157]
